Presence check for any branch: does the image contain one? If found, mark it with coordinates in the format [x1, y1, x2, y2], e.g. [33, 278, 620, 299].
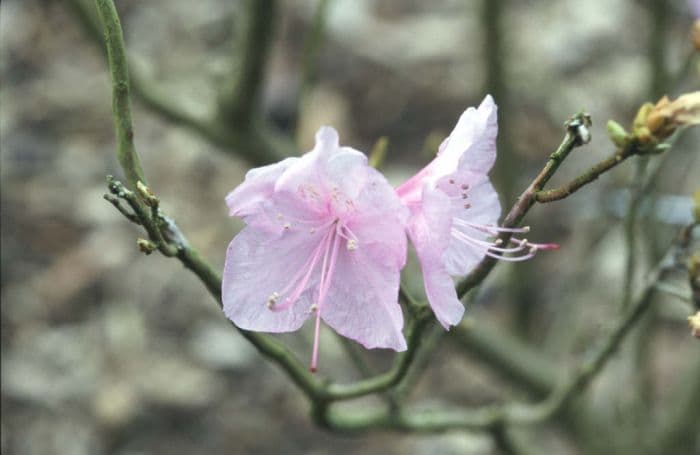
[456, 113, 593, 297]
[291, 0, 331, 134]
[92, 0, 146, 191]
[508, 244, 678, 425]
[533, 144, 636, 203]
[217, 0, 278, 125]
[315, 241, 680, 432]
[69, 0, 293, 165]
[324, 311, 434, 400]
[451, 319, 558, 396]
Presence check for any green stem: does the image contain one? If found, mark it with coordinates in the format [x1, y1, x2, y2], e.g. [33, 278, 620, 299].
[93, 0, 146, 191]
[218, 0, 278, 125]
[324, 313, 434, 400]
[71, 0, 291, 165]
[533, 144, 637, 203]
[292, 0, 331, 135]
[320, 244, 676, 432]
[451, 319, 557, 396]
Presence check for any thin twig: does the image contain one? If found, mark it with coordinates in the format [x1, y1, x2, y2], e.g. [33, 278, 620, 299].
[69, 0, 292, 165]
[456, 113, 593, 297]
[451, 319, 557, 397]
[292, 0, 331, 134]
[217, 0, 278, 125]
[316, 241, 680, 432]
[93, 0, 146, 191]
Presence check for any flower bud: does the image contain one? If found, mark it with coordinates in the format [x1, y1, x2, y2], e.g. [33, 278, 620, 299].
[606, 120, 629, 147]
[137, 238, 157, 255]
[136, 181, 159, 207]
[645, 92, 700, 140]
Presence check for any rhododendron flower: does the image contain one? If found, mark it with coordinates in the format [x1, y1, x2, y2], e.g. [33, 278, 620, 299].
[396, 95, 557, 329]
[223, 127, 409, 371]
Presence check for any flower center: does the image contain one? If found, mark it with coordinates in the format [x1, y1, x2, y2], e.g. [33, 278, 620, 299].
[266, 218, 359, 372]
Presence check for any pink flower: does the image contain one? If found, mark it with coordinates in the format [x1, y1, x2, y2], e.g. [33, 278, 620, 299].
[223, 127, 409, 372]
[396, 95, 557, 329]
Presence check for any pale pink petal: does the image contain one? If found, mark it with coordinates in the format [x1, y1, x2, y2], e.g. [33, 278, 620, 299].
[274, 126, 370, 216]
[225, 157, 299, 217]
[321, 245, 407, 351]
[243, 190, 328, 236]
[324, 146, 369, 212]
[451, 95, 498, 174]
[223, 227, 324, 332]
[405, 185, 466, 327]
[396, 95, 497, 199]
[273, 128, 338, 213]
[440, 172, 501, 276]
[348, 168, 409, 269]
[320, 168, 409, 348]
[422, 260, 464, 329]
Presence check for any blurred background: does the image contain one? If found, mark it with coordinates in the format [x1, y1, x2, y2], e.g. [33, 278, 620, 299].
[1, 0, 698, 453]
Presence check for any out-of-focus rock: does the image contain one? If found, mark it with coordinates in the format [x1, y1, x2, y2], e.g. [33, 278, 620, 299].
[189, 321, 256, 370]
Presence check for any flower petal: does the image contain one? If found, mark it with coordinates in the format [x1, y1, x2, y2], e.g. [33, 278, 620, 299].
[447, 95, 498, 175]
[422, 260, 464, 329]
[225, 157, 299, 217]
[441, 172, 501, 276]
[321, 246, 407, 351]
[222, 226, 324, 332]
[348, 168, 409, 268]
[274, 126, 369, 216]
[404, 185, 467, 327]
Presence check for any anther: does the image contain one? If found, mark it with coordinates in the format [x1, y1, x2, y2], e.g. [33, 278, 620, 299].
[461, 193, 468, 199]
[347, 239, 358, 251]
[495, 239, 503, 245]
[277, 213, 284, 220]
[449, 179, 455, 184]
[464, 203, 471, 209]
[461, 184, 469, 190]
[266, 292, 280, 308]
[310, 303, 318, 313]
[283, 222, 291, 230]
[522, 226, 531, 233]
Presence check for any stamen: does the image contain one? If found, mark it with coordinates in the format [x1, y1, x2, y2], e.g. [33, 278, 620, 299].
[451, 229, 529, 254]
[450, 224, 557, 262]
[310, 228, 342, 373]
[483, 249, 536, 262]
[453, 219, 530, 235]
[266, 292, 279, 309]
[347, 239, 358, 251]
[268, 229, 332, 312]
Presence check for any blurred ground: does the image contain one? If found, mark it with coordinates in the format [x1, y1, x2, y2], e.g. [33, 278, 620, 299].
[1, 0, 699, 454]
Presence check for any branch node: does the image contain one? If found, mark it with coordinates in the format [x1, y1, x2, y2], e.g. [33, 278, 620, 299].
[137, 238, 157, 255]
[136, 180, 159, 207]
